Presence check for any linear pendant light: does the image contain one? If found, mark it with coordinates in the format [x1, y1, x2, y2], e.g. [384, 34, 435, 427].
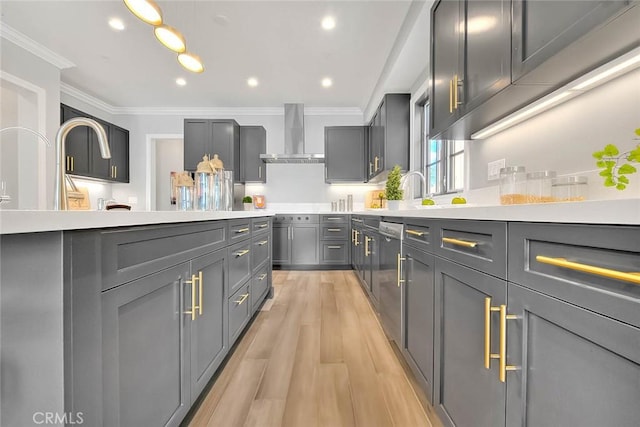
[178, 52, 204, 73]
[154, 24, 186, 53]
[123, 0, 162, 26]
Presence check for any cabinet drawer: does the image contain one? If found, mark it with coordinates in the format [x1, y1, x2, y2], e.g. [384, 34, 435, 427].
[252, 217, 271, 235]
[509, 222, 640, 329]
[229, 219, 252, 242]
[434, 220, 507, 279]
[321, 214, 348, 224]
[321, 224, 349, 240]
[403, 219, 435, 252]
[228, 240, 252, 295]
[229, 282, 251, 346]
[101, 221, 227, 291]
[252, 234, 270, 271]
[321, 242, 350, 264]
[251, 265, 270, 312]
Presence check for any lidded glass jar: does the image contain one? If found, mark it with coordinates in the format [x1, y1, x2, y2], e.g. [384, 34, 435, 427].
[526, 170, 557, 203]
[551, 176, 588, 202]
[499, 166, 527, 205]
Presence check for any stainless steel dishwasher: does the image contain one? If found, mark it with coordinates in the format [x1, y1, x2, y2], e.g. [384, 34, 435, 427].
[378, 220, 404, 345]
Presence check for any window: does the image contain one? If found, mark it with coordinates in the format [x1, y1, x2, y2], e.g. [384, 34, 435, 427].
[420, 102, 465, 195]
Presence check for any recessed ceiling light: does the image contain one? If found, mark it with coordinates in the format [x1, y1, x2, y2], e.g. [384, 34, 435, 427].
[176, 78, 186, 86]
[247, 77, 259, 87]
[154, 24, 186, 53]
[321, 16, 336, 30]
[123, 0, 163, 26]
[178, 52, 204, 73]
[108, 18, 125, 31]
[321, 77, 333, 88]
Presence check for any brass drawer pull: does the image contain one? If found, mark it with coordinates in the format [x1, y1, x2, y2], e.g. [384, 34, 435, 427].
[256, 223, 269, 228]
[352, 218, 363, 223]
[235, 293, 249, 305]
[235, 227, 250, 233]
[184, 274, 200, 320]
[498, 305, 518, 383]
[327, 228, 342, 232]
[234, 249, 250, 257]
[536, 256, 640, 285]
[197, 271, 203, 315]
[406, 229, 425, 237]
[397, 253, 405, 287]
[365, 236, 371, 257]
[484, 297, 501, 369]
[449, 79, 454, 113]
[258, 273, 268, 281]
[354, 230, 360, 246]
[327, 245, 342, 249]
[442, 237, 478, 248]
[326, 217, 342, 220]
[256, 240, 268, 246]
[374, 156, 380, 172]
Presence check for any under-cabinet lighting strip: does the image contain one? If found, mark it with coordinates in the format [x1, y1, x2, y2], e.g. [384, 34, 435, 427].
[471, 47, 640, 140]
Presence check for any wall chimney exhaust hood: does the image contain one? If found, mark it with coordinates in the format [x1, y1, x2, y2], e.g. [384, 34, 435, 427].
[260, 103, 324, 164]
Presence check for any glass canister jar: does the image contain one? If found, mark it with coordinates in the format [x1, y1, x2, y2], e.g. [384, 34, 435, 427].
[551, 176, 588, 202]
[194, 172, 214, 211]
[499, 166, 527, 205]
[176, 185, 194, 211]
[526, 170, 557, 203]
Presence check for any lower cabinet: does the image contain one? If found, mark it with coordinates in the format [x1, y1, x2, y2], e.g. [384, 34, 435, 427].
[251, 264, 270, 313]
[290, 224, 319, 265]
[434, 257, 507, 427]
[506, 283, 640, 427]
[272, 223, 291, 264]
[229, 282, 252, 346]
[402, 244, 435, 403]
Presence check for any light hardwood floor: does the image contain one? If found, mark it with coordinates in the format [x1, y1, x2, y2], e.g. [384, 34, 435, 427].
[186, 270, 442, 427]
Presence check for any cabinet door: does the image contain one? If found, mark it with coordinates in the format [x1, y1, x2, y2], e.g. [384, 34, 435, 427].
[239, 126, 266, 183]
[368, 231, 381, 307]
[463, 0, 511, 111]
[430, 0, 462, 135]
[211, 120, 240, 182]
[434, 257, 506, 427]
[512, 0, 627, 82]
[190, 249, 228, 401]
[291, 225, 319, 265]
[184, 119, 211, 171]
[102, 263, 190, 427]
[109, 125, 129, 183]
[403, 245, 435, 403]
[61, 104, 90, 175]
[90, 117, 112, 180]
[325, 126, 366, 183]
[506, 283, 640, 427]
[272, 224, 291, 265]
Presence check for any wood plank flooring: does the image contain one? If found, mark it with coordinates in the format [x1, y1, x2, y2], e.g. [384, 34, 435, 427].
[186, 270, 441, 427]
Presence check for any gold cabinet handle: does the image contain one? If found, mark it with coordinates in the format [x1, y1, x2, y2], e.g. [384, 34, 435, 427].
[184, 274, 199, 320]
[198, 270, 203, 315]
[536, 255, 640, 285]
[498, 305, 518, 383]
[484, 297, 501, 369]
[449, 79, 453, 113]
[71, 156, 74, 172]
[454, 74, 461, 109]
[256, 240, 268, 246]
[442, 237, 478, 248]
[259, 165, 262, 179]
[397, 253, 406, 287]
[406, 229, 425, 237]
[66, 156, 70, 171]
[326, 217, 342, 220]
[114, 165, 117, 179]
[257, 223, 269, 228]
[374, 156, 380, 172]
[235, 293, 249, 305]
[369, 162, 374, 175]
[235, 227, 250, 233]
[351, 228, 355, 243]
[365, 236, 371, 257]
[259, 273, 268, 281]
[327, 228, 342, 232]
[352, 218, 363, 223]
[354, 230, 360, 246]
[327, 245, 342, 249]
[234, 249, 250, 257]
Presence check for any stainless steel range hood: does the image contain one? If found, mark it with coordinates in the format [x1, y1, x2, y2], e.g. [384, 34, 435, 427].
[260, 103, 324, 164]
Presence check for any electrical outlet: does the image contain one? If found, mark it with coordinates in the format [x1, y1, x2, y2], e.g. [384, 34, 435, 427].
[488, 159, 506, 181]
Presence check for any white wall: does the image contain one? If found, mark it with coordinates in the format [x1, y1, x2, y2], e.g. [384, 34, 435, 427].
[467, 68, 640, 200]
[155, 139, 183, 211]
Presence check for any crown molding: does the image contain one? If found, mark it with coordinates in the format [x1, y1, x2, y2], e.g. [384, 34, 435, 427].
[0, 22, 75, 70]
[60, 82, 117, 115]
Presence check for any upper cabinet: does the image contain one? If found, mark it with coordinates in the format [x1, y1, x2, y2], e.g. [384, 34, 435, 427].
[324, 126, 367, 183]
[239, 126, 266, 183]
[367, 94, 410, 181]
[60, 104, 129, 183]
[430, 0, 638, 140]
[184, 119, 241, 182]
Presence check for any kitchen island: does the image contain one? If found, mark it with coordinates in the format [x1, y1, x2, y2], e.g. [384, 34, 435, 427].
[0, 211, 273, 427]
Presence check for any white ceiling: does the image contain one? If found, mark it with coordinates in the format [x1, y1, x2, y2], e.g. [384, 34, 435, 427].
[0, 0, 431, 112]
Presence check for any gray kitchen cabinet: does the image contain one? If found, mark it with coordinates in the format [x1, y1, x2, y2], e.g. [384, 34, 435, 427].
[272, 222, 292, 265]
[351, 217, 365, 281]
[273, 215, 320, 268]
[403, 244, 435, 404]
[189, 249, 228, 401]
[184, 119, 241, 182]
[505, 282, 640, 427]
[361, 227, 381, 306]
[228, 238, 252, 296]
[90, 116, 112, 179]
[229, 281, 252, 346]
[291, 224, 319, 265]
[324, 126, 366, 183]
[251, 264, 270, 313]
[101, 263, 190, 427]
[60, 104, 91, 176]
[240, 125, 266, 183]
[109, 125, 129, 183]
[320, 214, 351, 266]
[367, 94, 410, 181]
[434, 257, 506, 427]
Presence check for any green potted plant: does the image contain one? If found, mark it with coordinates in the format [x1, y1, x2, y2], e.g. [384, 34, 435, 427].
[593, 127, 640, 190]
[385, 165, 404, 210]
[242, 196, 253, 211]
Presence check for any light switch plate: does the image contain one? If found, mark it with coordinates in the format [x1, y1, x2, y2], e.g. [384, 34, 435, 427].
[488, 159, 505, 181]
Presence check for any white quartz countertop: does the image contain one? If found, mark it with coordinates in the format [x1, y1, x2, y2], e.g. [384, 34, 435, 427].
[0, 210, 273, 235]
[1, 198, 638, 235]
[353, 198, 640, 225]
